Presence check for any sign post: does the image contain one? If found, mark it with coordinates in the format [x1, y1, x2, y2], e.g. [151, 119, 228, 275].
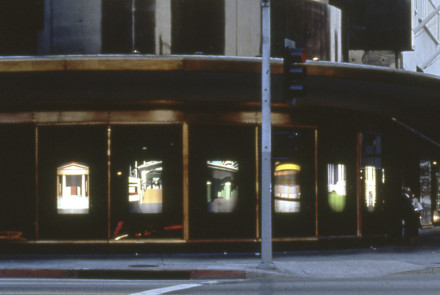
[259, 0, 274, 270]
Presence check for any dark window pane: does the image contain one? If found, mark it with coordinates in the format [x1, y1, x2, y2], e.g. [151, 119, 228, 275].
[0, 126, 35, 240]
[102, 0, 155, 54]
[172, 0, 225, 55]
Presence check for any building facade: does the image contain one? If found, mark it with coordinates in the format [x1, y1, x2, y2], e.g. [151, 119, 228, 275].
[0, 0, 439, 249]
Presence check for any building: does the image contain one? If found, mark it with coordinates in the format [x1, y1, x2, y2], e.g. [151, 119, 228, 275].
[0, 0, 439, 249]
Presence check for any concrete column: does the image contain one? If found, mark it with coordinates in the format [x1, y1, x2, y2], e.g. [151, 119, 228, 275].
[237, 0, 261, 56]
[155, 0, 171, 55]
[225, 0, 238, 56]
[329, 4, 342, 62]
[225, 0, 261, 57]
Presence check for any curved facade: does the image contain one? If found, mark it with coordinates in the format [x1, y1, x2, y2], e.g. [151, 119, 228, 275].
[0, 1, 439, 249]
[0, 56, 439, 247]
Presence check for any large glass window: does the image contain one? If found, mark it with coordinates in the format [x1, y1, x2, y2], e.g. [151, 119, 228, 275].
[0, 126, 35, 240]
[38, 126, 108, 240]
[189, 125, 256, 239]
[272, 128, 316, 237]
[111, 126, 182, 240]
[318, 128, 357, 236]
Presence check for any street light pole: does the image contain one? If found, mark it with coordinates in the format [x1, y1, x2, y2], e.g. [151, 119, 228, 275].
[259, 0, 274, 270]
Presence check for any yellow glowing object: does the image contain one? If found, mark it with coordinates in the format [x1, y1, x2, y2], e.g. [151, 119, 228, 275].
[275, 163, 301, 172]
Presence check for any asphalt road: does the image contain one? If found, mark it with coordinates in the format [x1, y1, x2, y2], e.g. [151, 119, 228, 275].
[2, 274, 440, 295]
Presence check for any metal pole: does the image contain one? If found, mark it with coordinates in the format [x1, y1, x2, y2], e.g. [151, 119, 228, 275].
[259, 0, 274, 270]
[131, 0, 136, 53]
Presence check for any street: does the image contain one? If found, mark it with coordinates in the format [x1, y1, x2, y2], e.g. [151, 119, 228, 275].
[2, 273, 440, 295]
[0, 278, 211, 295]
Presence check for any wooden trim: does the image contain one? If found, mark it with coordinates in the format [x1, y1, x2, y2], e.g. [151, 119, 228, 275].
[182, 123, 189, 241]
[315, 129, 319, 237]
[0, 56, 283, 74]
[272, 237, 319, 242]
[356, 132, 363, 237]
[35, 126, 39, 241]
[0, 107, 295, 126]
[187, 239, 258, 243]
[107, 126, 112, 240]
[255, 126, 260, 239]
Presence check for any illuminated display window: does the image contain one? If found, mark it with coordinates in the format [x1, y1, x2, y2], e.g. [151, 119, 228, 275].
[128, 160, 163, 214]
[364, 166, 377, 212]
[274, 163, 301, 213]
[328, 163, 346, 212]
[57, 162, 89, 214]
[361, 134, 383, 213]
[206, 161, 239, 213]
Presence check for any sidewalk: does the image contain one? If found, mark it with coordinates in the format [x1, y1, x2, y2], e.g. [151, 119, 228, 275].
[0, 228, 440, 280]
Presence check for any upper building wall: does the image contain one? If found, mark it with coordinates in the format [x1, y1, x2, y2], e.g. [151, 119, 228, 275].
[0, 0, 341, 61]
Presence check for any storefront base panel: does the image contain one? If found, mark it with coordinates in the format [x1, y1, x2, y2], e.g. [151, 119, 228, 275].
[0, 235, 389, 256]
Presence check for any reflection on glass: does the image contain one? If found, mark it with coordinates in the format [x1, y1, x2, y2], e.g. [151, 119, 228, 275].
[57, 162, 89, 214]
[274, 163, 301, 213]
[328, 163, 346, 212]
[365, 166, 376, 212]
[207, 161, 238, 213]
[128, 161, 163, 214]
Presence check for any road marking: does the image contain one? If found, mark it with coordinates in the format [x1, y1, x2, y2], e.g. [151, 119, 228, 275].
[129, 283, 202, 295]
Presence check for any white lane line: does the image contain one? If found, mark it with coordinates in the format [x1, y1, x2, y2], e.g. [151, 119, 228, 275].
[129, 283, 202, 295]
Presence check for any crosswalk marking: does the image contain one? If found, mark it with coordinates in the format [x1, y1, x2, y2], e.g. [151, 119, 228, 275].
[129, 283, 202, 295]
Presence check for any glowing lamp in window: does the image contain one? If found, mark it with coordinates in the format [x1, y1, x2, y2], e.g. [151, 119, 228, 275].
[274, 163, 301, 213]
[57, 162, 89, 214]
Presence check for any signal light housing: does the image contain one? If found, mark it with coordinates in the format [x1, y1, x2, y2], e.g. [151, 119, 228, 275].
[283, 47, 307, 105]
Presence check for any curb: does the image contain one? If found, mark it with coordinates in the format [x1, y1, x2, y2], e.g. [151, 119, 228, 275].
[0, 269, 247, 280]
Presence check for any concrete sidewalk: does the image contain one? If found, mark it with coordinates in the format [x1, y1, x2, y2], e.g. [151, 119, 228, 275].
[0, 245, 439, 280]
[0, 227, 440, 280]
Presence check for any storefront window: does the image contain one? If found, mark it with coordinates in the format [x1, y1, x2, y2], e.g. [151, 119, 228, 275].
[364, 166, 377, 211]
[328, 163, 346, 212]
[361, 134, 382, 212]
[206, 161, 239, 213]
[272, 128, 315, 237]
[274, 162, 301, 213]
[420, 160, 432, 225]
[128, 160, 163, 214]
[57, 162, 89, 214]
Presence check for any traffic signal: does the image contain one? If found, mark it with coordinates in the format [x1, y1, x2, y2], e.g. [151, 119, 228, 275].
[283, 47, 307, 105]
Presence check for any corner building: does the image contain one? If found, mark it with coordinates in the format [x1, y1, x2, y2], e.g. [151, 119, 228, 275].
[0, 0, 439, 250]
